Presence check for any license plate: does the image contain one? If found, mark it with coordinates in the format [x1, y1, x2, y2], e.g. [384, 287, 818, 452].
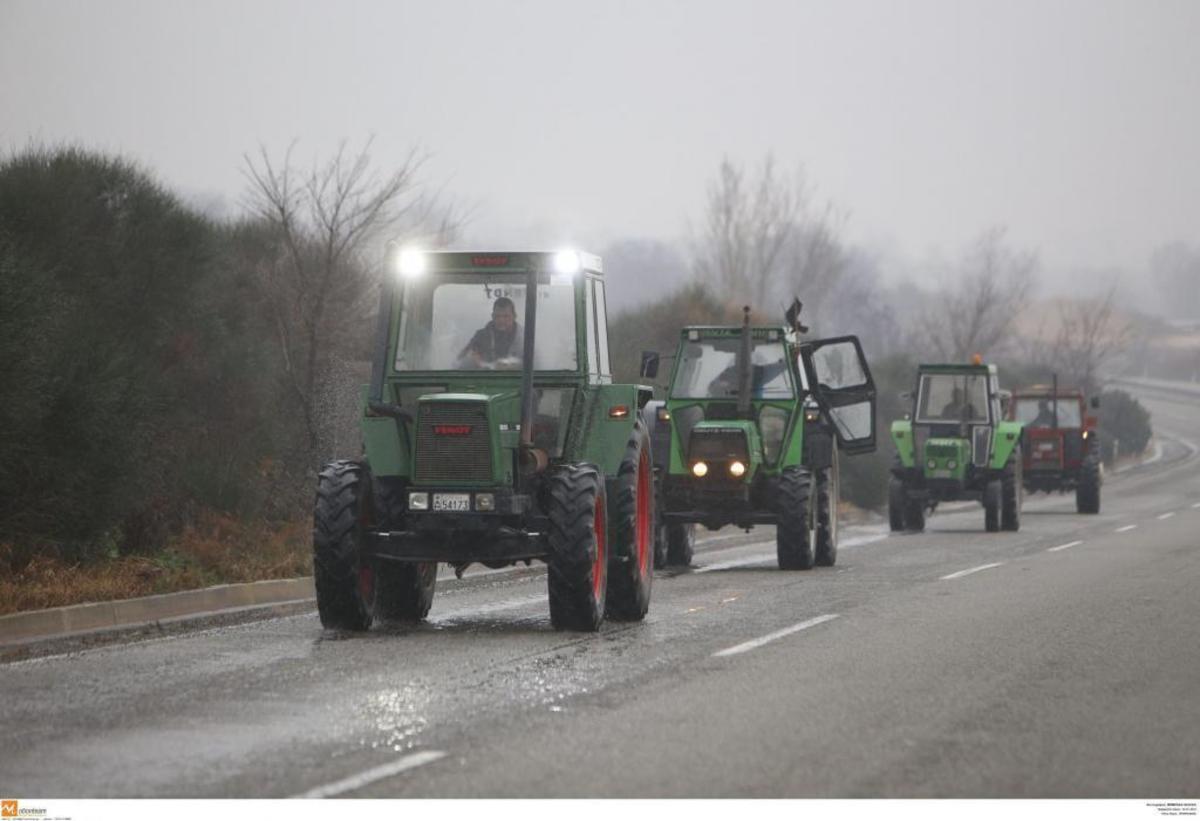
[432, 493, 470, 512]
[929, 469, 953, 479]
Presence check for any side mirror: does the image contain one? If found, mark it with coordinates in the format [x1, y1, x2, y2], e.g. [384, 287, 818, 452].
[1090, 396, 1101, 409]
[639, 350, 660, 380]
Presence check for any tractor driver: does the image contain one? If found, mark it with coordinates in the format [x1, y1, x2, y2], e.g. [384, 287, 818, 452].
[458, 296, 523, 369]
[939, 386, 978, 421]
[1031, 398, 1056, 427]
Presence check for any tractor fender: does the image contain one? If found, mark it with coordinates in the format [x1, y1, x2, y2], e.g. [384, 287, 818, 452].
[990, 421, 1024, 469]
[891, 419, 915, 468]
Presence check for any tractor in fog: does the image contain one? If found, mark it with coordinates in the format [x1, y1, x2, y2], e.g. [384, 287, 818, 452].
[1009, 381, 1102, 513]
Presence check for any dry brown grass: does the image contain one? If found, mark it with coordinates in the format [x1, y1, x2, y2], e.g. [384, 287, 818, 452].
[0, 511, 311, 616]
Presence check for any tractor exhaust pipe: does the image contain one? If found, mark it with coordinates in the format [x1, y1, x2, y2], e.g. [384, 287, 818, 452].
[517, 263, 540, 487]
[737, 305, 753, 419]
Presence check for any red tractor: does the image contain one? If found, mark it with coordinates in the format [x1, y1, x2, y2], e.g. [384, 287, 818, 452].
[1007, 383, 1101, 514]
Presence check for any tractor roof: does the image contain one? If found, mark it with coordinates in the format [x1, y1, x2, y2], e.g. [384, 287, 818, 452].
[391, 249, 603, 276]
[678, 326, 788, 340]
[917, 363, 997, 376]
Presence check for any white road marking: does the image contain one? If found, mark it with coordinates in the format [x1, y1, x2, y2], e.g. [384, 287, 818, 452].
[291, 750, 447, 799]
[1047, 540, 1083, 553]
[1115, 524, 1138, 533]
[1157, 512, 1176, 520]
[939, 562, 1005, 581]
[712, 614, 839, 658]
[1193, 502, 1200, 509]
[694, 533, 889, 574]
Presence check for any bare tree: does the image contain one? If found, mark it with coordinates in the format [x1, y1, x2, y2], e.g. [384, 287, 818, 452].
[1044, 285, 1131, 395]
[924, 228, 1036, 361]
[242, 138, 460, 453]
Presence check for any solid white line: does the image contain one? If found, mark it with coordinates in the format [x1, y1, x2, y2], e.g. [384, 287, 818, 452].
[291, 750, 447, 799]
[1115, 524, 1138, 533]
[693, 533, 889, 574]
[1047, 540, 1083, 553]
[939, 562, 1005, 581]
[712, 614, 839, 658]
[1157, 512, 1176, 520]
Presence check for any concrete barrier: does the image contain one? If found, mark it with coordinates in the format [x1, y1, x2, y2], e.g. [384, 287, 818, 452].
[0, 576, 316, 646]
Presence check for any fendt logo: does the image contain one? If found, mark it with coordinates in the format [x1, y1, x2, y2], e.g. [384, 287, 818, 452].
[433, 425, 472, 436]
[1, 801, 15, 818]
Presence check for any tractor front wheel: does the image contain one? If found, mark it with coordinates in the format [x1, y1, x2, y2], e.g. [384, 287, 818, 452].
[904, 495, 926, 533]
[373, 478, 437, 623]
[815, 456, 839, 566]
[888, 477, 906, 532]
[776, 466, 816, 570]
[666, 523, 695, 566]
[606, 421, 655, 621]
[313, 460, 376, 631]
[1001, 459, 1022, 532]
[546, 464, 608, 631]
[984, 479, 1002, 532]
[1077, 458, 1101, 514]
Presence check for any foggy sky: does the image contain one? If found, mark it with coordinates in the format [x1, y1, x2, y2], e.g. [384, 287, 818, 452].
[2, 0, 1198, 281]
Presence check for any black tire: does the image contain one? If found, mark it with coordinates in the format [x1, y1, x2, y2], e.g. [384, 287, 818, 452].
[313, 460, 376, 631]
[1076, 459, 1101, 514]
[371, 478, 437, 623]
[666, 523, 695, 566]
[652, 474, 669, 570]
[1001, 458, 1022, 532]
[888, 476, 907, 532]
[984, 479, 1002, 533]
[606, 421, 655, 621]
[776, 466, 816, 570]
[815, 454, 839, 566]
[545, 464, 608, 631]
[904, 496, 926, 533]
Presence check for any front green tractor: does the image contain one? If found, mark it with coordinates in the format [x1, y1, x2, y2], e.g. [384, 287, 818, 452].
[649, 305, 878, 570]
[312, 249, 656, 633]
[888, 362, 1024, 533]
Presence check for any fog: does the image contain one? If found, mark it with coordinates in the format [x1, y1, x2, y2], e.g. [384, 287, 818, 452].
[3, 0, 1199, 313]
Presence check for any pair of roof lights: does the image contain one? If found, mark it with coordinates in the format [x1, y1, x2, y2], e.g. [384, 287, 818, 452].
[396, 249, 583, 278]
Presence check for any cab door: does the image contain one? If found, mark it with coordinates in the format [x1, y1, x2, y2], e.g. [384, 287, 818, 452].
[798, 335, 877, 455]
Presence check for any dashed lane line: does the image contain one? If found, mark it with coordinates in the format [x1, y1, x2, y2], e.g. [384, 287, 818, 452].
[290, 750, 447, 799]
[1115, 524, 1138, 533]
[1157, 512, 1176, 520]
[1047, 540, 1083, 553]
[939, 562, 1005, 581]
[712, 614, 840, 658]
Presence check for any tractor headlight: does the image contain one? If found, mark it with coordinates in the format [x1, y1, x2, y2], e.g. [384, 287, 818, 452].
[553, 249, 582, 275]
[692, 461, 709, 478]
[1082, 430, 1090, 440]
[475, 493, 495, 512]
[408, 492, 429, 511]
[947, 459, 957, 470]
[804, 409, 820, 423]
[398, 248, 427, 278]
[729, 460, 747, 477]
[927, 458, 938, 470]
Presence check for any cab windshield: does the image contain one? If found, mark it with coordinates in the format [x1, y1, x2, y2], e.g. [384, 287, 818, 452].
[393, 274, 578, 372]
[1013, 397, 1081, 428]
[672, 339, 794, 400]
[916, 373, 990, 424]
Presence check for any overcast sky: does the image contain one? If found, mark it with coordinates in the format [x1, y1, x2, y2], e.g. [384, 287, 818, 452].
[3, 0, 1198, 281]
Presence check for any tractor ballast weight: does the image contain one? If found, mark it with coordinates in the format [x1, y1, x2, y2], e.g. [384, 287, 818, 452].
[1008, 379, 1102, 514]
[314, 249, 657, 633]
[888, 361, 1024, 533]
[648, 302, 878, 571]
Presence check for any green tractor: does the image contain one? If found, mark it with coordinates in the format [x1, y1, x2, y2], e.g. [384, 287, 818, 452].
[645, 303, 878, 570]
[888, 361, 1024, 533]
[312, 249, 657, 633]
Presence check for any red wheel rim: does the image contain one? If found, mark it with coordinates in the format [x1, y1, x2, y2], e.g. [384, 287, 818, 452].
[592, 493, 606, 599]
[635, 449, 651, 575]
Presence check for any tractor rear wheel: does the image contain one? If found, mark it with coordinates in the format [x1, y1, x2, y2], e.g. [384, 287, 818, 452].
[666, 523, 695, 566]
[888, 477, 906, 532]
[1001, 458, 1022, 532]
[313, 460, 376, 631]
[372, 478, 437, 623]
[546, 464, 608, 631]
[815, 457, 839, 566]
[984, 479, 1002, 532]
[606, 421, 655, 621]
[1076, 458, 1101, 514]
[776, 466, 816, 570]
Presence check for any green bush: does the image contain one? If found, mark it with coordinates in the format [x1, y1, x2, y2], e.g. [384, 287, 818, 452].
[1097, 389, 1152, 463]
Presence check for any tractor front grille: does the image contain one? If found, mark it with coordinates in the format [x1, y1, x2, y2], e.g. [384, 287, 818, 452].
[414, 401, 493, 484]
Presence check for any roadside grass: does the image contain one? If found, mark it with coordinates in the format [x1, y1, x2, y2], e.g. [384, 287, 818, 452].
[0, 512, 310, 616]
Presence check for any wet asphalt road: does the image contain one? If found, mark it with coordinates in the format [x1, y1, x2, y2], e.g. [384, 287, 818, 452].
[2, 390, 1198, 798]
